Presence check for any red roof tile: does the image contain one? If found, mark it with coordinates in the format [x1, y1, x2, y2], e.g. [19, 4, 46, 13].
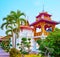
[30, 19, 59, 26]
[36, 12, 51, 18]
[20, 26, 34, 30]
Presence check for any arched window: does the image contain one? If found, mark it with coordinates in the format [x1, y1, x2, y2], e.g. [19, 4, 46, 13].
[36, 28, 41, 32]
[45, 25, 52, 32]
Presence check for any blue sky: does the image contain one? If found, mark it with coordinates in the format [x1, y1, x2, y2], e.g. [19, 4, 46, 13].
[0, 0, 60, 36]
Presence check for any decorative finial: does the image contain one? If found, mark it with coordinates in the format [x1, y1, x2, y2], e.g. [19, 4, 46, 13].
[42, 0, 44, 12]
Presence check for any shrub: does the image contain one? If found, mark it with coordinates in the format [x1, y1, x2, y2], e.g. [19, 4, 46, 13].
[9, 48, 21, 57]
[0, 40, 10, 52]
[25, 54, 42, 57]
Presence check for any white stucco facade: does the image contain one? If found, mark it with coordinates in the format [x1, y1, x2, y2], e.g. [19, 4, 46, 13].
[15, 28, 35, 51]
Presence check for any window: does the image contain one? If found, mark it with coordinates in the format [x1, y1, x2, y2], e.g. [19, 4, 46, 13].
[46, 27, 52, 32]
[36, 28, 41, 32]
[44, 25, 52, 32]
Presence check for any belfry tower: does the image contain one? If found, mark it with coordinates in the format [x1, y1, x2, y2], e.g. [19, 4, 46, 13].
[30, 12, 59, 40]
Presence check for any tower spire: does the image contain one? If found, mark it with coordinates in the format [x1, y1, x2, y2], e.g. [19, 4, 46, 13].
[42, 4, 44, 12]
[42, 0, 44, 12]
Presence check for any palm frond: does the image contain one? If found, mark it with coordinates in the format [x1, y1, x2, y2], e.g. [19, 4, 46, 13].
[3, 18, 7, 21]
[10, 11, 17, 17]
[20, 18, 26, 21]
[4, 35, 12, 38]
[20, 18, 27, 25]
[17, 10, 21, 16]
[20, 13, 26, 17]
[13, 28, 18, 32]
[6, 30, 12, 35]
[10, 11, 16, 15]
[5, 22, 12, 29]
[7, 26, 13, 29]
[17, 10, 26, 17]
[1, 22, 7, 30]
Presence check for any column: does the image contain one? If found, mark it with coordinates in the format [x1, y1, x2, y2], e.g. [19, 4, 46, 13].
[52, 25, 55, 32]
[41, 24, 45, 35]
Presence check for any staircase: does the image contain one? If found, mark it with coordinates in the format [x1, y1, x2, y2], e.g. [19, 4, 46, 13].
[0, 47, 9, 57]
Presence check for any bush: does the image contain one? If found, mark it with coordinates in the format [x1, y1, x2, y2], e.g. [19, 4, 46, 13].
[9, 48, 21, 57]
[0, 41, 10, 52]
[25, 54, 42, 57]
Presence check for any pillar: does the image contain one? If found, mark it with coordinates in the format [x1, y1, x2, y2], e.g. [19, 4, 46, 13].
[41, 23, 45, 34]
[52, 25, 55, 32]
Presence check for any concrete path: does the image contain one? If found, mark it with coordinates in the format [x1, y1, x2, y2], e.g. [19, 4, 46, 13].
[0, 47, 9, 57]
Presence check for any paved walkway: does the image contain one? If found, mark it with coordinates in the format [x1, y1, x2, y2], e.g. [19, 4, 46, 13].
[0, 47, 9, 57]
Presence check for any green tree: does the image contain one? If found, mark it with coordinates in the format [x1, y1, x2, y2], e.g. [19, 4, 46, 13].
[37, 28, 60, 57]
[0, 35, 11, 52]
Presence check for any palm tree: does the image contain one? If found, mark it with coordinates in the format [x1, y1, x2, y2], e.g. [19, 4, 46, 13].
[1, 10, 27, 48]
[10, 10, 28, 48]
[1, 15, 16, 48]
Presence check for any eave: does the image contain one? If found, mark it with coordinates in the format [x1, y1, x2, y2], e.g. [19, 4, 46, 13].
[30, 19, 59, 26]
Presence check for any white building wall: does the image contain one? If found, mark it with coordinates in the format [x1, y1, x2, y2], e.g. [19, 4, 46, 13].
[16, 29, 34, 51]
[11, 28, 39, 52]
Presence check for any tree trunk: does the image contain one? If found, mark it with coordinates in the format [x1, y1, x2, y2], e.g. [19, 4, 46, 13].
[12, 32, 16, 48]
